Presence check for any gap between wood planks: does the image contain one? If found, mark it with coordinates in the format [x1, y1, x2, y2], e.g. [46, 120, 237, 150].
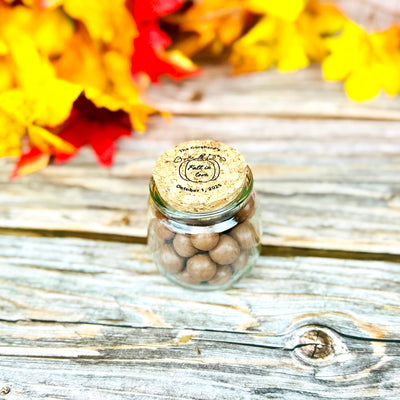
[2, 229, 400, 360]
[168, 111, 400, 122]
[1, 227, 400, 264]
[0, 318, 399, 347]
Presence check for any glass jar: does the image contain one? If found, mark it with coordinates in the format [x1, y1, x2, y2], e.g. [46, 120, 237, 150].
[148, 140, 261, 290]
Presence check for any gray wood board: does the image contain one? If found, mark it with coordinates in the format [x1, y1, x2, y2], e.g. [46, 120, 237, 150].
[1, 235, 399, 338]
[1, 234, 400, 399]
[1, 66, 400, 255]
[0, 322, 399, 400]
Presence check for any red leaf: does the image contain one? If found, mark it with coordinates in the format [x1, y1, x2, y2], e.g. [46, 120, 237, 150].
[131, 24, 198, 82]
[91, 124, 130, 166]
[54, 96, 132, 167]
[10, 147, 50, 180]
[129, 0, 198, 82]
[130, 0, 183, 23]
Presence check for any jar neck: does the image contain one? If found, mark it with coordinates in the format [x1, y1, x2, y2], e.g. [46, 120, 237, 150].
[149, 166, 254, 227]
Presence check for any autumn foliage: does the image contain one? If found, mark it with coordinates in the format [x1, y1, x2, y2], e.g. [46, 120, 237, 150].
[0, 0, 195, 177]
[1, 0, 399, 177]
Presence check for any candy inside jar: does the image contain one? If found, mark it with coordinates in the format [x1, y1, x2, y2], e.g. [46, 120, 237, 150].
[148, 140, 261, 291]
[148, 193, 260, 290]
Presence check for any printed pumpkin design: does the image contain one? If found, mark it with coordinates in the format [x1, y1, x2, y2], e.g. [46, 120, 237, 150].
[176, 154, 223, 183]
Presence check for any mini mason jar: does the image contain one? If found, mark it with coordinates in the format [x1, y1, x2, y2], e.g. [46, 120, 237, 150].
[148, 140, 261, 290]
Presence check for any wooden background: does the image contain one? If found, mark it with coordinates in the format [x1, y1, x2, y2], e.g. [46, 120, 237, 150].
[1, 65, 400, 399]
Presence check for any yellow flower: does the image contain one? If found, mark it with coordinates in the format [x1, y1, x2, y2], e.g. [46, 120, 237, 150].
[0, 88, 78, 158]
[2, 32, 81, 123]
[0, 0, 154, 161]
[34, 7, 75, 57]
[245, 0, 307, 22]
[0, 57, 14, 92]
[86, 50, 155, 131]
[298, 0, 344, 62]
[175, 0, 307, 57]
[61, 0, 137, 56]
[173, 0, 250, 56]
[51, 0, 155, 129]
[230, 0, 344, 73]
[0, 21, 80, 157]
[53, 29, 109, 91]
[0, 103, 23, 158]
[323, 22, 400, 100]
[0, 4, 75, 58]
[54, 28, 154, 131]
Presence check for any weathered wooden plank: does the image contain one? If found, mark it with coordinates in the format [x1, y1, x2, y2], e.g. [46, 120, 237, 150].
[1, 235, 399, 339]
[1, 222, 399, 398]
[0, 321, 399, 399]
[147, 66, 400, 120]
[1, 49, 399, 400]
[1, 110, 400, 254]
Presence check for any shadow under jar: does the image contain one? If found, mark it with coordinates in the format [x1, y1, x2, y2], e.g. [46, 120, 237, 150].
[148, 140, 261, 291]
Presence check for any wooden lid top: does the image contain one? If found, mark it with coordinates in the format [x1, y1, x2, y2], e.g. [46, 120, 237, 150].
[153, 140, 247, 213]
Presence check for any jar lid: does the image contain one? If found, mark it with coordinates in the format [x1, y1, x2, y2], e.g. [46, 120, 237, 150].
[153, 140, 247, 213]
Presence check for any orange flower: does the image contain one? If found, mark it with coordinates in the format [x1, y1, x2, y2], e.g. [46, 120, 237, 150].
[173, 0, 252, 56]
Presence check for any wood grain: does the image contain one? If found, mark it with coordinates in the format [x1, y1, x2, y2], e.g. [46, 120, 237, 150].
[1, 69, 400, 255]
[146, 66, 400, 120]
[0, 322, 399, 400]
[1, 235, 399, 339]
[1, 235, 400, 399]
[1, 63, 400, 399]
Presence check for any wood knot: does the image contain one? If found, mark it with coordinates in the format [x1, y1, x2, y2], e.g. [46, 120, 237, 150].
[299, 329, 334, 359]
[189, 90, 203, 102]
[291, 325, 348, 365]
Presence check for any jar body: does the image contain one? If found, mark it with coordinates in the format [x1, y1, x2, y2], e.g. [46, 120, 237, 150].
[148, 171, 261, 290]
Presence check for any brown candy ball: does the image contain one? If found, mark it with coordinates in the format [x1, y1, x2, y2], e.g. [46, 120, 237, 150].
[158, 243, 184, 273]
[191, 232, 219, 251]
[151, 218, 175, 241]
[209, 234, 240, 265]
[235, 196, 255, 223]
[173, 234, 198, 258]
[230, 221, 258, 250]
[231, 251, 248, 272]
[187, 254, 217, 282]
[177, 269, 199, 285]
[208, 265, 232, 286]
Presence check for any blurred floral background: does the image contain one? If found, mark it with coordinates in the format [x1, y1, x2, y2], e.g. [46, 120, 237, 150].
[0, 0, 399, 178]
